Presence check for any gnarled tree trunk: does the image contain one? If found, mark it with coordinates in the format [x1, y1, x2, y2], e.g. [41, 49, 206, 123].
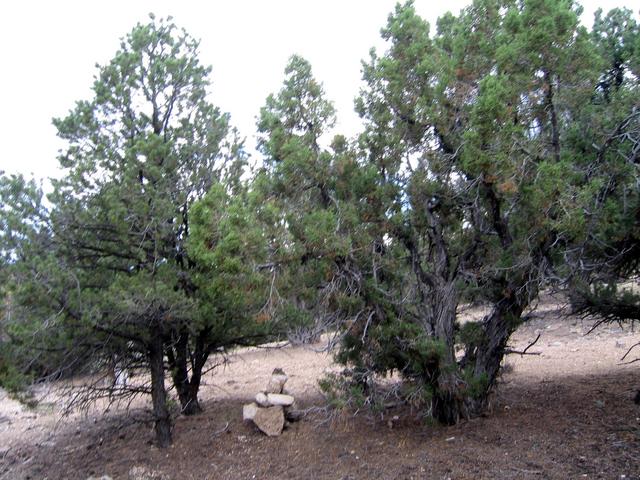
[149, 332, 172, 447]
[167, 328, 208, 415]
[431, 281, 468, 424]
[465, 292, 527, 416]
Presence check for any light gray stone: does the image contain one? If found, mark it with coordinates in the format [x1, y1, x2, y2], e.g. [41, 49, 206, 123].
[243, 402, 259, 422]
[266, 393, 295, 407]
[266, 370, 289, 394]
[252, 405, 285, 436]
[255, 392, 270, 407]
[128, 466, 169, 480]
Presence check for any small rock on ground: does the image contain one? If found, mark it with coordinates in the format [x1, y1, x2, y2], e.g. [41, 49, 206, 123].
[128, 465, 169, 480]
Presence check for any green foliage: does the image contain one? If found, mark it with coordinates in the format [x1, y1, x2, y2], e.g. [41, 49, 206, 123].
[187, 184, 272, 344]
[255, 55, 379, 343]
[0, 341, 31, 395]
[318, 372, 369, 411]
[456, 321, 485, 350]
[374, 323, 447, 380]
[45, 13, 240, 358]
[563, 7, 640, 327]
[461, 367, 490, 400]
[0, 174, 72, 385]
[572, 281, 640, 326]
[592, 7, 639, 96]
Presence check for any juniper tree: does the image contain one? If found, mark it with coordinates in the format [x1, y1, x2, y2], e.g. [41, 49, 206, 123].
[0, 174, 54, 394]
[256, 55, 382, 343]
[3, 16, 265, 447]
[566, 7, 640, 362]
[345, 0, 640, 421]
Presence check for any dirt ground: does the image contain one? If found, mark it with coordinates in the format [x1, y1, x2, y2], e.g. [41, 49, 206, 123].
[1, 298, 639, 480]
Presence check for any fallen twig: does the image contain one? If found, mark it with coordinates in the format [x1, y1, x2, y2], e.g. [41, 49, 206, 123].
[211, 421, 230, 437]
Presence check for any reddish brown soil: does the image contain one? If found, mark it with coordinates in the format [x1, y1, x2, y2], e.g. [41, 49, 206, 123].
[1, 301, 639, 480]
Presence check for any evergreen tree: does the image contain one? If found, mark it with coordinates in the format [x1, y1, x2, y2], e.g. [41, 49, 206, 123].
[3, 16, 267, 447]
[257, 55, 365, 341]
[567, 6, 640, 366]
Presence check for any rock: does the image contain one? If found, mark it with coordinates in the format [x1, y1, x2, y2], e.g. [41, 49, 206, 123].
[86, 476, 112, 480]
[266, 368, 289, 394]
[252, 405, 285, 436]
[243, 402, 259, 422]
[128, 466, 169, 480]
[266, 393, 295, 407]
[255, 392, 270, 407]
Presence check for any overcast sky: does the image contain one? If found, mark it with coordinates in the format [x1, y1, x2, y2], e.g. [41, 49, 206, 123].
[0, 1, 637, 183]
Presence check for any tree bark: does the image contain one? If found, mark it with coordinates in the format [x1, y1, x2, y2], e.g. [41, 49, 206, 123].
[175, 381, 202, 415]
[168, 329, 207, 415]
[466, 293, 526, 415]
[433, 378, 466, 425]
[431, 281, 468, 424]
[149, 332, 172, 447]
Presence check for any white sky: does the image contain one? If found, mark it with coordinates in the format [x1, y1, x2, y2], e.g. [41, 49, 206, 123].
[0, 1, 637, 183]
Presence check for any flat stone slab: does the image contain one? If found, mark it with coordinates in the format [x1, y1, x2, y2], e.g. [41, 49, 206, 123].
[266, 393, 295, 407]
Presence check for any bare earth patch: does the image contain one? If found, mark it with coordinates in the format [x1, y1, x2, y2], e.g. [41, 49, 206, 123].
[1, 300, 639, 480]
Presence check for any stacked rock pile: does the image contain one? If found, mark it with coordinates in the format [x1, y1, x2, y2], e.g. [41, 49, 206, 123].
[242, 368, 300, 436]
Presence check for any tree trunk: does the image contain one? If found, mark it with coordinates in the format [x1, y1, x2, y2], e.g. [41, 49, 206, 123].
[168, 329, 207, 416]
[183, 358, 205, 415]
[433, 378, 466, 425]
[431, 281, 467, 424]
[544, 70, 560, 163]
[466, 293, 526, 415]
[149, 333, 172, 447]
[173, 361, 203, 416]
[175, 380, 202, 415]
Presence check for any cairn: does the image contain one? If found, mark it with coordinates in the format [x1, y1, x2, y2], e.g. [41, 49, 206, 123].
[242, 368, 300, 436]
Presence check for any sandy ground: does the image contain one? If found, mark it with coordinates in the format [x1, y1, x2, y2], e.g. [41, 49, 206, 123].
[0, 298, 639, 479]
